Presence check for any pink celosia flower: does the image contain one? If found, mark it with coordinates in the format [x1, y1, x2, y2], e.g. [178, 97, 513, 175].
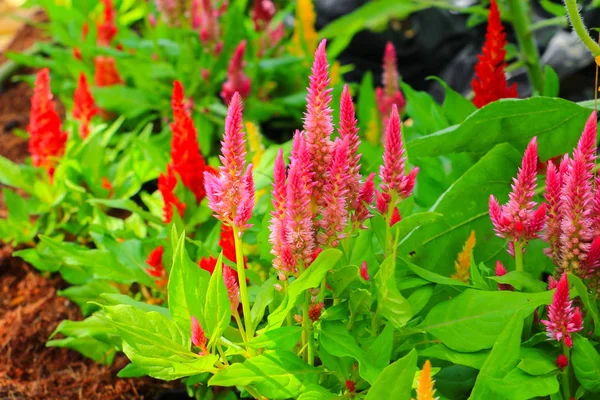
[285, 131, 316, 270]
[193, 0, 222, 54]
[97, 0, 117, 47]
[543, 157, 567, 264]
[548, 276, 558, 290]
[375, 42, 406, 125]
[269, 149, 293, 274]
[221, 40, 251, 104]
[541, 273, 583, 348]
[191, 316, 208, 354]
[318, 137, 351, 247]
[252, 0, 275, 31]
[495, 260, 513, 291]
[204, 93, 255, 232]
[304, 39, 334, 202]
[379, 105, 418, 218]
[489, 137, 546, 253]
[353, 173, 376, 228]
[339, 85, 362, 207]
[390, 207, 401, 227]
[360, 261, 370, 281]
[223, 266, 240, 313]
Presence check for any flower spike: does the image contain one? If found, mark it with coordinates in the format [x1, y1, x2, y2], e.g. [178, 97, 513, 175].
[72, 73, 98, 139]
[451, 231, 476, 283]
[97, 0, 117, 47]
[339, 84, 362, 208]
[375, 42, 406, 123]
[191, 316, 208, 355]
[353, 173, 376, 228]
[158, 165, 186, 223]
[541, 273, 583, 347]
[221, 40, 251, 104]
[94, 56, 123, 87]
[269, 149, 292, 273]
[415, 360, 437, 400]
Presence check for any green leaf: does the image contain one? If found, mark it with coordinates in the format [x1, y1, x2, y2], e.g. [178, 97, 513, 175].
[402, 258, 472, 288]
[470, 311, 524, 399]
[407, 97, 590, 160]
[572, 334, 600, 392]
[320, 321, 380, 384]
[420, 344, 488, 370]
[204, 253, 231, 347]
[99, 293, 170, 317]
[101, 304, 217, 380]
[208, 350, 319, 398]
[429, 76, 477, 125]
[248, 326, 302, 350]
[488, 271, 547, 292]
[401, 82, 449, 134]
[0, 154, 34, 191]
[517, 347, 558, 375]
[486, 368, 559, 399]
[58, 280, 120, 316]
[250, 275, 276, 333]
[365, 349, 417, 400]
[328, 265, 359, 297]
[168, 231, 211, 336]
[570, 273, 600, 335]
[349, 288, 373, 316]
[297, 384, 337, 400]
[418, 290, 551, 352]
[88, 198, 163, 224]
[543, 66, 560, 97]
[47, 336, 116, 365]
[367, 324, 394, 369]
[407, 284, 435, 316]
[265, 249, 342, 330]
[374, 255, 412, 329]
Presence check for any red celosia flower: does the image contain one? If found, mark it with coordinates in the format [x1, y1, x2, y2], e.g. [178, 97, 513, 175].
[390, 207, 401, 227]
[158, 165, 186, 223]
[541, 273, 583, 348]
[72, 73, 98, 139]
[489, 137, 545, 254]
[97, 0, 117, 47]
[360, 261, 370, 281]
[220, 40, 251, 104]
[73, 48, 83, 61]
[345, 380, 356, 393]
[94, 56, 124, 87]
[27, 68, 68, 179]
[375, 42, 406, 124]
[495, 260, 513, 291]
[308, 302, 324, 322]
[556, 354, 568, 369]
[353, 173, 376, 229]
[169, 81, 208, 203]
[471, 0, 518, 108]
[146, 245, 168, 286]
[192, 0, 222, 54]
[199, 225, 248, 282]
[191, 316, 208, 355]
[223, 265, 240, 313]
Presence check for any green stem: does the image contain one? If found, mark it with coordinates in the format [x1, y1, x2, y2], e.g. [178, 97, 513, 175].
[506, 0, 545, 93]
[564, 0, 600, 56]
[302, 294, 315, 365]
[371, 310, 380, 337]
[233, 312, 248, 347]
[232, 227, 254, 342]
[514, 241, 524, 273]
[282, 279, 293, 327]
[529, 15, 568, 32]
[561, 342, 572, 400]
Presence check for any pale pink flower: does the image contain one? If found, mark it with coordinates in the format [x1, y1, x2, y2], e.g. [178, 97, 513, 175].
[489, 137, 546, 251]
[541, 273, 583, 348]
[304, 39, 334, 201]
[204, 93, 254, 232]
[223, 266, 240, 313]
[495, 260, 513, 291]
[376, 42, 406, 126]
[269, 149, 290, 271]
[191, 316, 208, 354]
[221, 40, 251, 104]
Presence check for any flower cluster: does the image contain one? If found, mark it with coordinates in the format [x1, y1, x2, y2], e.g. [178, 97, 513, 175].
[414, 360, 437, 400]
[72, 73, 98, 139]
[146, 245, 168, 287]
[251, 0, 285, 55]
[541, 273, 583, 347]
[451, 231, 476, 283]
[221, 41, 251, 104]
[191, 0, 224, 54]
[27, 68, 68, 179]
[375, 42, 406, 125]
[158, 165, 186, 223]
[97, 0, 117, 47]
[471, 0, 518, 108]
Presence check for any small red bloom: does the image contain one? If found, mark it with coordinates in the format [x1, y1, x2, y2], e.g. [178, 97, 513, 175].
[72, 73, 98, 139]
[97, 0, 117, 47]
[556, 354, 568, 369]
[221, 41, 251, 104]
[94, 56, 124, 87]
[541, 273, 583, 348]
[471, 0, 518, 108]
[345, 380, 356, 393]
[158, 165, 186, 223]
[73, 48, 83, 61]
[27, 68, 68, 179]
[146, 245, 168, 286]
[198, 225, 248, 282]
[376, 42, 406, 123]
[308, 302, 324, 322]
[495, 260, 513, 291]
[360, 261, 370, 281]
[191, 316, 208, 355]
[390, 207, 401, 227]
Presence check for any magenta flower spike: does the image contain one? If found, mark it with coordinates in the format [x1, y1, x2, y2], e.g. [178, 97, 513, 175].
[339, 85, 362, 204]
[376, 42, 406, 124]
[541, 273, 583, 348]
[543, 159, 565, 264]
[489, 137, 546, 252]
[204, 92, 254, 233]
[318, 137, 351, 247]
[379, 105, 418, 215]
[221, 40, 251, 104]
[285, 131, 316, 271]
[269, 149, 289, 273]
[223, 266, 240, 313]
[353, 173, 376, 228]
[191, 316, 208, 354]
[304, 39, 334, 201]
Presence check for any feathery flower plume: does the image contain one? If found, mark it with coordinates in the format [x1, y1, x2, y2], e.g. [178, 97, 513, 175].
[541, 273, 583, 347]
[193, 0, 222, 54]
[308, 302, 324, 322]
[318, 137, 351, 247]
[345, 380, 356, 393]
[376, 42, 406, 124]
[158, 165, 186, 223]
[495, 260, 513, 291]
[97, 0, 117, 47]
[27, 69, 67, 179]
[94, 56, 124, 87]
[451, 231, 476, 283]
[146, 245, 168, 287]
[379, 105, 418, 217]
[155, 0, 182, 26]
[72, 73, 98, 139]
[543, 157, 567, 264]
[414, 360, 437, 400]
[291, 0, 318, 57]
[304, 39, 334, 202]
[353, 173, 376, 228]
[169, 81, 208, 203]
[360, 261, 370, 281]
[269, 149, 293, 274]
[339, 85, 362, 209]
[191, 316, 208, 355]
[221, 40, 251, 104]
[285, 131, 316, 270]
[204, 93, 255, 233]
[489, 137, 545, 253]
[471, 0, 518, 108]
[223, 265, 240, 313]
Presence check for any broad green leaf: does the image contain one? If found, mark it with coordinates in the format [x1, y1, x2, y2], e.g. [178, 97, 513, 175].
[367, 324, 394, 369]
[488, 271, 547, 292]
[297, 385, 337, 400]
[470, 311, 524, 399]
[248, 326, 302, 350]
[395, 212, 443, 245]
[99, 293, 170, 317]
[402, 258, 471, 288]
[88, 198, 162, 224]
[349, 288, 373, 316]
[0, 154, 34, 191]
[374, 255, 412, 329]
[420, 344, 488, 370]
[429, 76, 477, 125]
[250, 275, 276, 333]
[572, 334, 600, 392]
[328, 265, 359, 297]
[486, 368, 559, 399]
[542, 65, 560, 97]
[265, 249, 342, 330]
[101, 304, 217, 380]
[418, 290, 551, 352]
[204, 253, 231, 346]
[570, 274, 600, 335]
[517, 347, 558, 375]
[58, 280, 120, 316]
[407, 97, 590, 160]
[47, 336, 116, 365]
[209, 350, 319, 398]
[407, 284, 435, 316]
[168, 231, 210, 335]
[402, 82, 449, 134]
[320, 321, 380, 384]
[365, 349, 417, 400]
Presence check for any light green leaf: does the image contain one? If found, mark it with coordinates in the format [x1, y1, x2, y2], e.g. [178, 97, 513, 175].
[517, 347, 558, 376]
[420, 344, 488, 370]
[248, 326, 302, 350]
[572, 334, 600, 392]
[486, 368, 559, 399]
[570, 274, 600, 335]
[367, 324, 394, 370]
[488, 271, 547, 292]
[365, 349, 417, 400]
[402, 258, 472, 288]
[374, 255, 412, 329]
[204, 253, 231, 347]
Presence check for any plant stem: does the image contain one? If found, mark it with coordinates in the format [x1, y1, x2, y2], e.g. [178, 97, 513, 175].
[562, 342, 572, 400]
[233, 312, 248, 346]
[506, 0, 545, 93]
[529, 15, 568, 32]
[564, 0, 600, 56]
[514, 241, 524, 273]
[282, 279, 293, 327]
[302, 294, 315, 365]
[232, 227, 254, 342]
